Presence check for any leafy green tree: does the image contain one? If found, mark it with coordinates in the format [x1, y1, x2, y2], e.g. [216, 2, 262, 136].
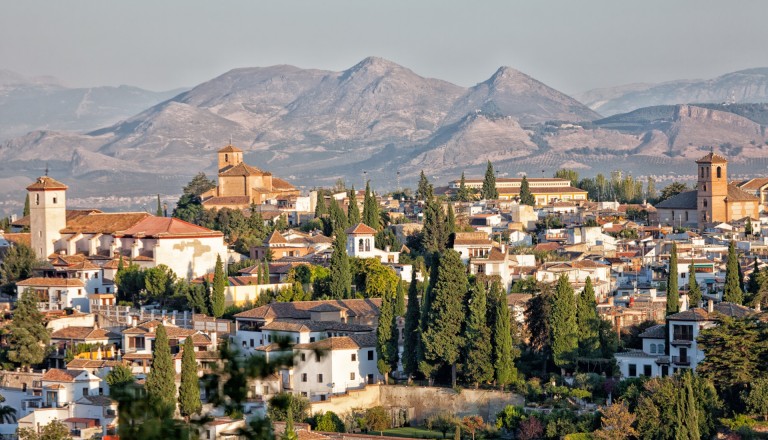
[687, 260, 702, 308]
[554, 169, 579, 187]
[594, 402, 636, 440]
[524, 286, 553, 369]
[23, 194, 30, 217]
[658, 182, 688, 202]
[106, 364, 136, 389]
[144, 264, 176, 306]
[311, 411, 345, 432]
[186, 282, 210, 315]
[145, 324, 176, 413]
[421, 250, 467, 386]
[457, 172, 470, 202]
[519, 176, 535, 206]
[362, 181, 380, 230]
[329, 233, 352, 299]
[481, 161, 498, 200]
[446, 204, 456, 241]
[325, 197, 348, 237]
[666, 243, 679, 314]
[268, 393, 310, 422]
[364, 406, 390, 432]
[116, 261, 146, 305]
[551, 275, 578, 372]
[315, 191, 327, 218]
[7, 289, 50, 369]
[394, 281, 406, 317]
[746, 217, 754, 236]
[490, 280, 517, 389]
[417, 170, 430, 201]
[576, 277, 600, 358]
[495, 405, 525, 432]
[347, 187, 361, 225]
[462, 281, 493, 387]
[402, 275, 421, 379]
[282, 406, 299, 440]
[745, 378, 768, 421]
[422, 195, 447, 253]
[178, 336, 202, 419]
[724, 240, 743, 304]
[211, 254, 227, 317]
[0, 243, 39, 294]
[17, 418, 71, 440]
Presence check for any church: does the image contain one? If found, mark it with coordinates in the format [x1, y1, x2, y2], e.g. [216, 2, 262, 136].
[200, 144, 300, 210]
[655, 152, 760, 228]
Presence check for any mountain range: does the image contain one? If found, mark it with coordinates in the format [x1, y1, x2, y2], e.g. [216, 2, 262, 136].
[1, 58, 768, 206]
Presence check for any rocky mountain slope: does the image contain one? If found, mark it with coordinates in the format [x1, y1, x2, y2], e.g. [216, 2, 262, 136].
[578, 68, 768, 116]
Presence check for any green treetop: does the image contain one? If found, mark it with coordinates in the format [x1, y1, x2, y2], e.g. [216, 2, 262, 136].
[462, 280, 493, 388]
[145, 324, 176, 412]
[315, 190, 327, 217]
[576, 276, 600, 358]
[178, 336, 202, 419]
[490, 280, 517, 389]
[481, 161, 498, 200]
[362, 181, 380, 230]
[724, 240, 743, 304]
[457, 172, 470, 202]
[666, 243, 679, 314]
[687, 260, 702, 308]
[550, 275, 578, 372]
[211, 254, 227, 317]
[519, 176, 535, 206]
[395, 281, 406, 317]
[156, 194, 163, 217]
[401, 274, 421, 379]
[329, 232, 352, 299]
[7, 289, 50, 369]
[347, 186, 361, 225]
[376, 281, 396, 382]
[417, 170, 430, 201]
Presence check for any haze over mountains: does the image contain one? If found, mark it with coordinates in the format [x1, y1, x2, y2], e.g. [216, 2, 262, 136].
[1, 58, 768, 206]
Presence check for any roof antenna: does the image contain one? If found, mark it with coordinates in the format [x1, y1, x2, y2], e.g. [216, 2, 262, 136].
[45, 162, 49, 177]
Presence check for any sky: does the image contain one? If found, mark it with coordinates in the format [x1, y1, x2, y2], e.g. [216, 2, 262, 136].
[2, 0, 767, 94]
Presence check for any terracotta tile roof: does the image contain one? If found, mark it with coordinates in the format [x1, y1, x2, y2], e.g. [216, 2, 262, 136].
[66, 359, 126, 369]
[668, 302, 754, 321]
[17, 277, 85, 287]
[345, 223, 377, 235]
[453, 232, 491, 246]
[3, 233, 31, 247]
[533, 242, 561, 252]
[62, 212, 151, 234]
[116, 216, 222, 238]
[27, 176, 68, 191]
[261, 321, 311, 332]
[726, 184, 760, 202]
[234, 298, 382, 320]
[639, 324, 666, 339]
[271, 177, 298, 191]
[294, 336, 359, 351]
[42, 369, 81, 382]
[348, 332, 377, 348]
[218, 144, 243, 153]
[219, 162, 269, 177]
[309, 304, 345, 312]
[13, 209, 103, 228]
[696, 152, 728, 164]
[51, 326, 119, 340]
[122, 321, 196, 339]
[266, 230, 288, 244]
[202, 196, 251, 206]
[738, 177, 768, 191]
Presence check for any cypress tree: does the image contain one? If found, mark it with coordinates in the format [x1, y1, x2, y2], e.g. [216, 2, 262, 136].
[550, 275, 578, 372]
[314, 191, 327, 218]
[387, 297, 400, 377]
[421, 250, 468, 387]
[211, 254, 226, 318]
[688, 260, 702, 308]
[481, 160, 498, 199]
[178, 336, 201, 419]
[490, 280, 517, 389]
[724, 240, 743, 304]
[145, 324, 176, 412]
[519, 176, 535, 206]
[418, 258, 439, 380]
[376, 283, 395, 382]
[7, 289, 50, 369]
[282, 406, 299, 440]
[395, 281, 406, 317]
[327, 197, 348, 237]
[263, 259, 270, 283]
[347, 186, 361, 225]
[457, 172, 470, 202]
[675, 372, 700, 440]
[576, 276, 600, 358]
[402, 274, 421, 379]
[23, 195, 30, 217]
[417, 170, 430, 201]
[746, 217, 754, 236]
[362, 181, 380, 230]
[329, 232, 352, 299]
[422, 196, 446, 253]
[667, 243, 679, 314]
[463, 280, 493, 388]
[446, 204, 456, 238]
[156, 194, 163, 217]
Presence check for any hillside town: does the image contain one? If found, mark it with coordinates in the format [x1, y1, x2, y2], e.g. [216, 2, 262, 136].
[0, 145, 767, 440]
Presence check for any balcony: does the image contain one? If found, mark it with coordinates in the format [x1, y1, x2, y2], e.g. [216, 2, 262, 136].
[654, 357, 670, 365]
[670, 339, 693, 346]
[672, 356, 690, 365]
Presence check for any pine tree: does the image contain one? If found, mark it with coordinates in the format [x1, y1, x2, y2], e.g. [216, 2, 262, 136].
[519, 176, 535, 206]
[347, 186, 361, 225]
[402, 274, 421, 379]
[156, 194, 163, 217]
[457, 172, 470, 202]
[666, 243, 679, 314]
[395, 281, 406, 317]
[314, 191, 327, 218]
[178, 336, 201, 419]
[7, 289, 50, 369]
[463, 280, 493, 388]
[490, 280, 517, 389]
[417, 171, 430, 201]
[576, 277, 600, 358]
[687, 260, 702, 308]
[362, 181, 380, 230]
[329, 232, 352, 299]
[376, 284, 395, 382]
[421, 250, 468, 387]
[211, 254, 226, 318]
[145, 324, 176, 412]
[724, 240, 743, 304]
[481, 161, 498, 200]
[550, 275, 578, 372]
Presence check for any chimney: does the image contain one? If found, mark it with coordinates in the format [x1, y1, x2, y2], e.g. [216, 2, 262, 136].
[210, 331, 218, 348]
[131, 315, 139, 327]
[707, 299, 714, 313]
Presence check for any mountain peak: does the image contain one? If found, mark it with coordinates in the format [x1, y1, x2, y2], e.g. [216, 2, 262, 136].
[485, 66, 538, 89]
[346, 56, 406, 75]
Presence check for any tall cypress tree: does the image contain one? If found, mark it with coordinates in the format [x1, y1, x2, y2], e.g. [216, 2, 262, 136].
[377, 284, 395, 382]
[688, 260, 702, 308]
[395, 281, 406, 317]
[402, 274, 421, 379]
[421, 250, 468, 387]
[282, 406, 299, 440]
[178, 336, 201, 419]
[23, 195, 30, 218]
[667, 243, 679, 314]
[329, 232, 352, 299]
[347, 186, 361, 225]
[155, 194, 163, 217]
[490, 280, 517, 389]
[145, 324, 176, 412]
[362, 181, 380, 230]
[550, 275, 578, 372]
[422, 196, 446, 253]
[457, 172, 470, 202]
[462, 280, 493, 388]
[576, 277, 600, 358]
[417, 171, 430, 201]
[724, 240, 744, 304]
[327, 197, 348, 237]
[314, 191, 327, 218]
[7, 289, 50, 369]
[446, 204, 456, 239]
[481, 161, 498, 199]
[211, 254, 226, 318]
[519, 176, 535, 206]
[675, 372, 700, 440]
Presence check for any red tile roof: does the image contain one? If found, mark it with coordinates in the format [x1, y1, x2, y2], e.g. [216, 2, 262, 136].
[27, 176, 68, 191]
[218, 144, 242, 153]
[696, 152, 728, 164]
[17, 277, 85, 287]
[62, 212, 151, 234]
[266, 230, 288, 244]
[117, 216, 222, 238]
[345, 223, 377, 235]
[42, 369, 81, 382]
[219, 163, 270, 177]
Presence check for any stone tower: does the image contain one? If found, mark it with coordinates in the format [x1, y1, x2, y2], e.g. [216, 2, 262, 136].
[27, 176, 68, 259]
[217, 144, 243, 172]
[696, 152, 728, 225]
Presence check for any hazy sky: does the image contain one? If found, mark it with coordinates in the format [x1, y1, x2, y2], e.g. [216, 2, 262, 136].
[3, 0, 767, 94]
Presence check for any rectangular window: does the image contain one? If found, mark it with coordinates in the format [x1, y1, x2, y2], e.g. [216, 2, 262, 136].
[367, 350, 374, 361]
[643, 365, 652, 377]
[350, 372, 355, 380]
[351, 353, 357, 361]
[250, 339, 254, 348]
[672, 325, 694, 341]
[301, 392, 308, 397]
[94, 272, 99, 279]
[309, 337, 316, 343]
[300, 353, 306, 362]
[301, 374, 307, 382]
[317, 374, 323, 383]
[82, 387, 88, 396]
[628, 364, 637, 377]
[316, 353, 321, 362]
[267, 335, 272, 343]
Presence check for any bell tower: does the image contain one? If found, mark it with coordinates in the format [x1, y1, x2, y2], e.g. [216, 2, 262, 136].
[27, 176, 68, 259]
[696, 152, 728, 226]
[217, 144, 243, 172]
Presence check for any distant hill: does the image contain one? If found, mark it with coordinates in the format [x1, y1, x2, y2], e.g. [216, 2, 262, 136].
[577, 68, 768, 116]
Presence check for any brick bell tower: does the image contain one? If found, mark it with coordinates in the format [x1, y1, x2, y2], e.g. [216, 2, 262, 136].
[696, 152, 728, 226]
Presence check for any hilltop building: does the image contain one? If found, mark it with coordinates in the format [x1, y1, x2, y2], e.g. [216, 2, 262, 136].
[201, 144, 300, 210]
[445, 177, 587, 205]
[655, 153, 759, 228]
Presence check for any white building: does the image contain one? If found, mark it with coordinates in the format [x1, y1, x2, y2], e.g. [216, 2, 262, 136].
[345, 223, 412, 281]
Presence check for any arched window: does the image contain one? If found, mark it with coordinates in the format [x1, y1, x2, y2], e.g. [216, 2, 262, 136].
[35, 194, 40, 205]
[358, 238, 364, 252]
[700, 167, 704, 178]
[658, 344, 664, 353]
[365, 239, 371, 252]
[717, 166, 722, 178]
[225, 153, 229, 163]
[703, 184, 707, 191]
[650, 344, 656, 354]
[703, 199, 708, 208]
